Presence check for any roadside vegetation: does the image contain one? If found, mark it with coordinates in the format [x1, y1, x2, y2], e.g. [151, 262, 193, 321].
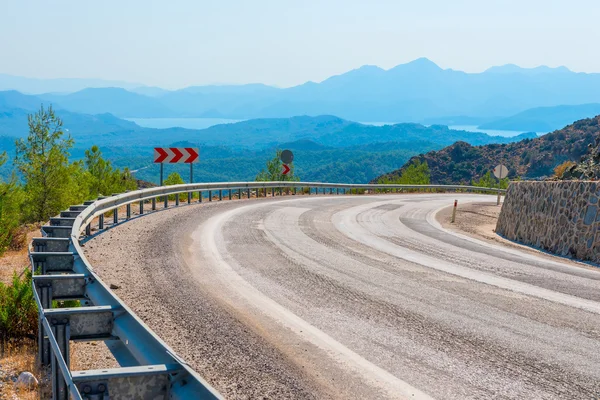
[255, 149, 300, 182]
[0, 105, 136, 257]
[0, 105, 137, 391]
[471, 171, 509, 189]
[377, 159, 431, 185]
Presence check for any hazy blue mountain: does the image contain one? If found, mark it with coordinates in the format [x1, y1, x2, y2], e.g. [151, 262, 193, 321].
[484, 64, 572, 75]
[157, 84, 280, 117]
[24, 58, 600, 121]
[0, 107, 140, 139]
[130, 86, 171, 97]
[479, 104, 600, 132]
[0, 90, 46, 111]
[0, 91, 140, 139]
[39, 88, 176, 118]
[0, 73, 144, 94]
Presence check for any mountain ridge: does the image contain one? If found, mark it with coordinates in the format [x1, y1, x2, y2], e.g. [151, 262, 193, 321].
[4, 58, 600, 121]
[375, 116, 600, 184]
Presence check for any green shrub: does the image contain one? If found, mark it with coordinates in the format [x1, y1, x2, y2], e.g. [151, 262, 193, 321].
[0, 269, 38, 344]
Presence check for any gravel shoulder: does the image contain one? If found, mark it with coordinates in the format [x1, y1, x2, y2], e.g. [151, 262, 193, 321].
[436, 200, 598, 270]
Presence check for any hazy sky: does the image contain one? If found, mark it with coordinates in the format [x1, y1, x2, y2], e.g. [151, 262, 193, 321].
[2, 0, 599, 88]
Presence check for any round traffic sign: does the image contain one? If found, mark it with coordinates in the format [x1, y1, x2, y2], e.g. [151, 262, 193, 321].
[493, 164, 509, 179]
[280, 149, 294, 164]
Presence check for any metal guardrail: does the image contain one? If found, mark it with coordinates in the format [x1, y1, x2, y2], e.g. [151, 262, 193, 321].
[30, 181, 504, 399]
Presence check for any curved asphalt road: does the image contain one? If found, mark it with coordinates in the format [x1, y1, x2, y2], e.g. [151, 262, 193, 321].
[85, 193, 600, 399]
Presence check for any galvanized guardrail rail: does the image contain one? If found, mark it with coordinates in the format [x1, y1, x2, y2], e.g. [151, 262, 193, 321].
[30, 181, 504, 399]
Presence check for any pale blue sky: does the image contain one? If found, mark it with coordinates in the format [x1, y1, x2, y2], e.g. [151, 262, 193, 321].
[1, 0, 599, 88]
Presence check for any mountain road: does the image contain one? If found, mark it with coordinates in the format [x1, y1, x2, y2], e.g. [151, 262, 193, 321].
[83, 193, 600, 399]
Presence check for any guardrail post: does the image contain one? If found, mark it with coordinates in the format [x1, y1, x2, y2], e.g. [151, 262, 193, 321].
[126, 204, 131, 220]
[139, 200, 144, 215]
[175, 194, 180, 206]
[164, 194, 168, 208]
[199, 191, 203, 203]
[38, 285, 52, 366]
[188, 192, 192, 204]
[219, 190, 222, 201]
[279, 187, 282, 196]
[229, 190, 232, 200]
[152, 197, 156, 210]
[99, 214, 104, 230]
[208, 190, 212, 201]
[50, 318, 70, 400]
[246, 188, 250, 199]
[113, 208, 118, 225]
[85, 224, 91, 236]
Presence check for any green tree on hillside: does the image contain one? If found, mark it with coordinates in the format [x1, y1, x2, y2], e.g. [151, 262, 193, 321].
[14, 105, 85, 222]
[164, 172, 187, 201]
[471, 171, 509, 189]
[255, 150, 300, 182]
[85, 145, 137, 197]
[378, 159, 430, 185]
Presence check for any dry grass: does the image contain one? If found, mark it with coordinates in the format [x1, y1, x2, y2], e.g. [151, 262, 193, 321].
[0, 226, 44, 399]
[0, 341, 49, 400]
[0, 228, 40, 285]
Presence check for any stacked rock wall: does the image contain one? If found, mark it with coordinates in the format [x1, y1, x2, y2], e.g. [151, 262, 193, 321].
[496, 181, 600, 263]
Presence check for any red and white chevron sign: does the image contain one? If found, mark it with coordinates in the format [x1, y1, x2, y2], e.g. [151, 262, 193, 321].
[154, 147, 199, 164]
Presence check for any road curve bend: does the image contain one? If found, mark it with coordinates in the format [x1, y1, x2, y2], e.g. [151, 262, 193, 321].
[84, 194, 600, 400]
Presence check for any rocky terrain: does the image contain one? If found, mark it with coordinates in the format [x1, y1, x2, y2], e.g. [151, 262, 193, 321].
[376, 116, 600, 184]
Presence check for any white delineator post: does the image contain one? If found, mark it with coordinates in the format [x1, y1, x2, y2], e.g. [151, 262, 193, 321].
[451, 199, 458, 223]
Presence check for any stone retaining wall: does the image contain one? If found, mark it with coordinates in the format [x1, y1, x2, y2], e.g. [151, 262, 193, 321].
[496, 181, 600, 264]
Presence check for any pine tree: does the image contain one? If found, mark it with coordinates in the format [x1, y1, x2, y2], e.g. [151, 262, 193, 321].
[14, 105, 80, 222]
[85, 145, 137, 197]
[255, 150, 300, 182]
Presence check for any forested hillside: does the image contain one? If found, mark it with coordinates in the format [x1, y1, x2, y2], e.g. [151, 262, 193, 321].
[0, 95, 536, 183]
[375, 116, 600, 184]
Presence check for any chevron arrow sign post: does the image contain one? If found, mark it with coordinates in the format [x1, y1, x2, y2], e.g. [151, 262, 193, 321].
[154, 147, 199, 164]
[154, 147, 200, 185]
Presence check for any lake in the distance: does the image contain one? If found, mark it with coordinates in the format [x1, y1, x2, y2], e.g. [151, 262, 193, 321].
[126, 118, 544, 138]
[448, 125, 545, 137]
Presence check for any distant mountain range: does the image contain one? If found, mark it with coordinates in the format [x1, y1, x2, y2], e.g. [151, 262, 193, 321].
[0, 90, 538, 184]
[4, 58, 600, 123]
[479, 104, 600, 132]
[0, 73, 144, 94]
[376, 116, 600, 184]
[0, 90, 536, 148]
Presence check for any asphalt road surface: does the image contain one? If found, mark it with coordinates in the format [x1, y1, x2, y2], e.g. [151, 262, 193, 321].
[84, 193, 600, 399]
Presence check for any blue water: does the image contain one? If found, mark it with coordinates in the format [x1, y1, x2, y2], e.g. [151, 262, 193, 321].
[126, 118, 544, 138]
[448, 125, 546, 137]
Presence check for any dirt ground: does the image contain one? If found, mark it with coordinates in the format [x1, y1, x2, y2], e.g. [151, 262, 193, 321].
[436, 200, 596, 269]
[436, 201, 503, 242]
